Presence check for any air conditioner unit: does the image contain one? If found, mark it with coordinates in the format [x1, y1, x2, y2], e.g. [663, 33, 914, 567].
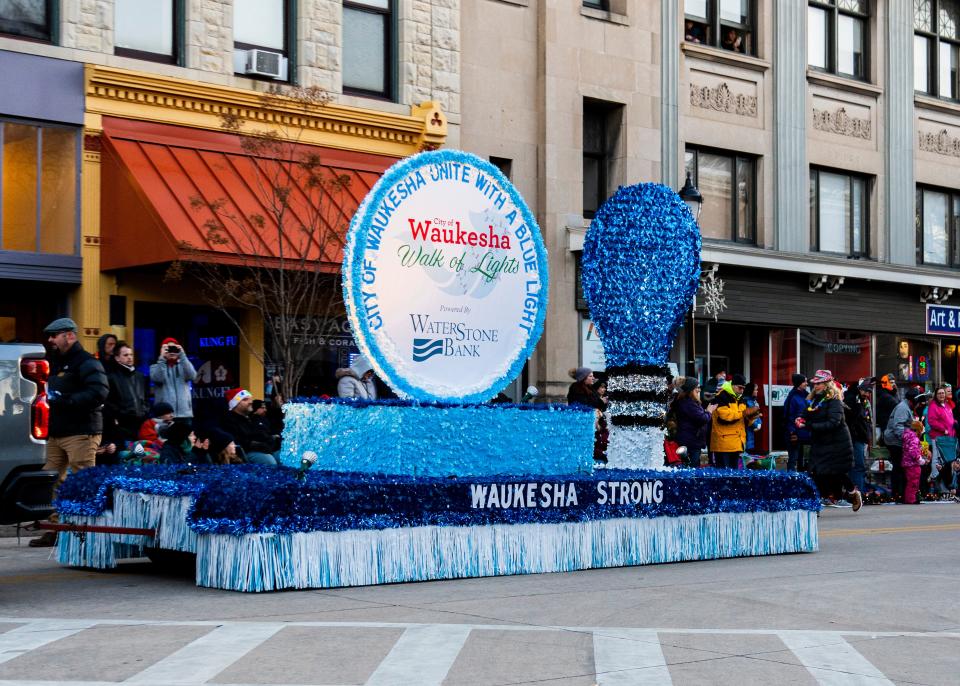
[245, 49, 284, 79]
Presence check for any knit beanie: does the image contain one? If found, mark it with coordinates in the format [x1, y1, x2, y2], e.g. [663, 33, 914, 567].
[791, 373, 806, 388]
[569, 367, 592, 382]
[151, 401, 174, 418]
[680, 377, 699, 393]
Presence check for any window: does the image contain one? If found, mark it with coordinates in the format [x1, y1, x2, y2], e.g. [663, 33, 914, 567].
[684, 147, 756, 243]
[583, 0, 610, 9]
[489, 157, 513, 179]
[0, 0, 54, 42]
[235, 0, 286, 51]
[915, 0, 960, 98]
[809, 168, 869, 257]
[1, 120, 78, 255]
[684, 0, 755, 56]
[916, 186, 960, 266]
[808, 1, 869, 79]
[582, 100, 622, 219]
[343, 0, 393, 98]
[233, 0, 291, 80]
[115, 0, 178, 63]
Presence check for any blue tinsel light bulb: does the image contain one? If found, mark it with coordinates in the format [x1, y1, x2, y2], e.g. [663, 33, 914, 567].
[580, 183, 701, 470]
[581, 183, 701, 366]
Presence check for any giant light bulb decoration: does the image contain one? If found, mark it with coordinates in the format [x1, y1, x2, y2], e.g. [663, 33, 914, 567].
[581, 183, 701, 470]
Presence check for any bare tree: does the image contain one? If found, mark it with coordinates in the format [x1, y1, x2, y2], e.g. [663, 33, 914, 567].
[166, 86, 353, 401]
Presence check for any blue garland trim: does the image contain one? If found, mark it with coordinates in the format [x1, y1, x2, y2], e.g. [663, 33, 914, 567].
[342, 149, 549, 404]
[56, 465, 821, 537]
[290, 395, 589, 413]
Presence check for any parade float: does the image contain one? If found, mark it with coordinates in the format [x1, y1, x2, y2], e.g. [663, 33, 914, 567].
[54, 150, 819, 592]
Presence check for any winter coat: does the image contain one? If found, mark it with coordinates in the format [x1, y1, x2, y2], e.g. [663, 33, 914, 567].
[744, 396, 762, 451]
[710, 384, 749, 453]
[336, 357, 378, 400]
[805, 394, 854, 475]
[843, 388, 871, 444]
[901, 429, 925, 468]
[783, 387, 811, 443]
[47, 342, 109, 438]
[138, 417, 167, 443]
[106, 364, 147, 424]
[883, 400, 914, 447]
[158, 441, 192, 465]
[220, 410, 277, 455]
[149, 355, 197, 418]
[875, 388, 899, 436]
[673, 396, 710, 453]
[926, 401, 955, 440]
[567, 381, 605, 411]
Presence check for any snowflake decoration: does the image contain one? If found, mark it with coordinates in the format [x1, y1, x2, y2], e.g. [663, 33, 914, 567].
[698, 277, 727, 321]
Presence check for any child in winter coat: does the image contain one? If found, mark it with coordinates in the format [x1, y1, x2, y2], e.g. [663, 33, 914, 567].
[902, 420, 930, 504]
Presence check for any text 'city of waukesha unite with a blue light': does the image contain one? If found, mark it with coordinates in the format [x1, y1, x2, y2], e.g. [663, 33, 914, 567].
[358, 161, 541, 332]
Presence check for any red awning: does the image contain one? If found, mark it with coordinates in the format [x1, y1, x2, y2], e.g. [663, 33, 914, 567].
[100, 117, 396, 271]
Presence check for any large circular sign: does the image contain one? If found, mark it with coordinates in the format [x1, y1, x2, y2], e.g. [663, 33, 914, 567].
[343, 149, 548, 403]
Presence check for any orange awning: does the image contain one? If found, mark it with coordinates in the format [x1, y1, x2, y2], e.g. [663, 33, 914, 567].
[100, 117, 396, 271]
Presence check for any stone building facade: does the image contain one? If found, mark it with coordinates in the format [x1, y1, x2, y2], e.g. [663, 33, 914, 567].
[0, 0, 458, 401]
[459, 1, 960, 428]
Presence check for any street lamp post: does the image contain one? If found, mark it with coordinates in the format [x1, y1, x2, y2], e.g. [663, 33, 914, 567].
[678, 171, 703, 222]
[678, 172, 703, 381]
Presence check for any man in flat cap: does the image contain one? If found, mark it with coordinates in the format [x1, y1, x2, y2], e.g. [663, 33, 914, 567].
[30, 318, 109, 547]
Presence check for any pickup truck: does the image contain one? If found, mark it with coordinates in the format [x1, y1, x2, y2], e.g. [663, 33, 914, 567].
[0, 344, 57, 525]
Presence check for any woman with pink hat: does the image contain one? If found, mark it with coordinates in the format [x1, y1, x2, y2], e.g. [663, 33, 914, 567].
[796, 369, 862, 511]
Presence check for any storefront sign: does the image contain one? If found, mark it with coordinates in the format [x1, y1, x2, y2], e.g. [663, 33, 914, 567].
[926, 304, 960, 337]
[765, 384, 794, 407]
[580, 318, 607, 372]
[343, 149, 548, 403]
[823, 342, 860, 354]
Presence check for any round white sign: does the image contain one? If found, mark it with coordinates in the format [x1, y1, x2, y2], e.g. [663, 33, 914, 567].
[343, 149, 548, 403]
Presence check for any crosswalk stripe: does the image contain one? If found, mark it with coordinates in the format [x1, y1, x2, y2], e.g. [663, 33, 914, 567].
[1, 618, 958, 638]
[777, 632, 895, 686]
[364, 624, 472, 686]
[124, 622, 284, 684]
[0, 620, 97, 665]
[593, 629, 672, 685]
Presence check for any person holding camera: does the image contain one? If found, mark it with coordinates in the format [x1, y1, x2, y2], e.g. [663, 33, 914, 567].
[149, 337, 197, 422]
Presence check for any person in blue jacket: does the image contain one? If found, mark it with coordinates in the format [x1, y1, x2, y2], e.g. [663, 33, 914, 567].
[743, 382, 763, 452]
[784, 373, 811, 471]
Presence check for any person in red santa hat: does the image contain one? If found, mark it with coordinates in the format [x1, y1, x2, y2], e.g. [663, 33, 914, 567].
[219, 387, 279, 465]
[149, 337, 197, 423]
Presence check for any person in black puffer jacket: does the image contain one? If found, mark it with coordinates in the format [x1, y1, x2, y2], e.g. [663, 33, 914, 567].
[31, 318, 110, 547]
[844, 378, 873, 494]
[799, 370, 861, 511]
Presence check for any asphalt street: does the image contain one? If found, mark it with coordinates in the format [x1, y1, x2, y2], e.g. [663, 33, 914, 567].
[0, 503, 957, 685]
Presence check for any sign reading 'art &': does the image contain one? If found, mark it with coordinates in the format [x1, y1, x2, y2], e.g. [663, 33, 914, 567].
[927, 304, 960, 336]
[343, 150, 549, 403]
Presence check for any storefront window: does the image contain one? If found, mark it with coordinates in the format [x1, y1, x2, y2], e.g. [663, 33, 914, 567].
[134, 302, 242, 423]
[800, 329, 872, 387]
[1, 120, 78, 255]
[264, 315, 360, 397]
[772, 328, 799, 385]
[876, 334, 939, 391]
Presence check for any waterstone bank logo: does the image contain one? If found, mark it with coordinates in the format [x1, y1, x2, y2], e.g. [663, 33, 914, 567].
[410, 314, 499, 362]
[342, 149, 548, 404]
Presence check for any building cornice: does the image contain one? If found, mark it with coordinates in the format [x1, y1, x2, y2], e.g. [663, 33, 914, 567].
[83, 65, 447, 157]
[701, 242, 960, 290]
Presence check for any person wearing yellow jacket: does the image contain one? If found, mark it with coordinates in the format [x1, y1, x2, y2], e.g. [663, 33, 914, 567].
[709, 374, 760, 469]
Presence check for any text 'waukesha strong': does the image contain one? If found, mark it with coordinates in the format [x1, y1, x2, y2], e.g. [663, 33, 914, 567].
[469, 480, 665, 509]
